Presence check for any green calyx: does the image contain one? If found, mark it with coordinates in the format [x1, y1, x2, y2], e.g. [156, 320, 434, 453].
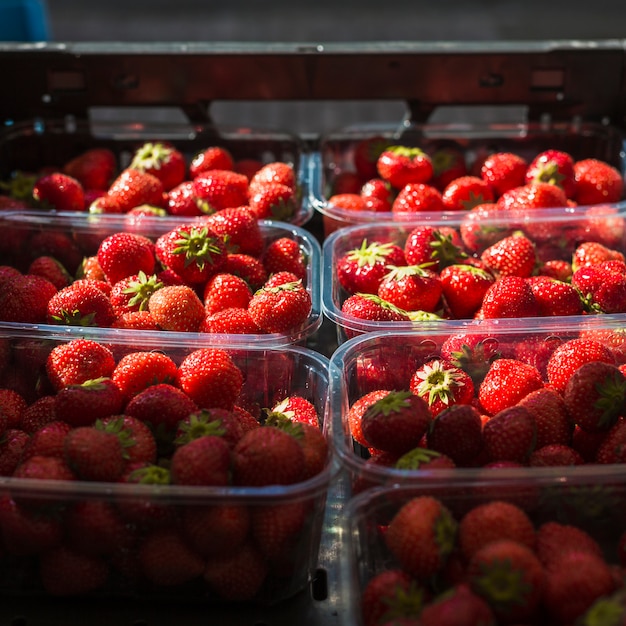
[0, 170, 37, 199]
[128, 464, 171, 485]
[532, 161, 566, 188]
[95, 417, 135, 460]
[368, 390, 415, 417]
[427, 230, 467, 268]
[122, 271, 164, 311]
[130, 142, 173, 171]
[172, 227, 223, 271]
[579, 592, 626, 626]
[434, 507, 458, 560]
[255, 280, 302, 296]
[472, 557, 532, 613]
[264, 412, 303, 439]
[413, 360, 466, 407]
[379, 579, 427, 624]
[355, 292, 409, 316]
[174, 410, 227, 445]
[395, 447, 442, 470]
[592, 371, 626, 429]
[347, 239, 399, 268]
[406, 310, 443, 322]
[384, 264, 437, 282]
[51, 309, 97, 327]
[387, 145, 427, 160]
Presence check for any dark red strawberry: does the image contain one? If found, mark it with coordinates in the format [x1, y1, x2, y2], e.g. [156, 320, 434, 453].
[262, 236, 307, 281]
[203, 205, 264, 256]
[39, 545, 109, 596]
[170, 435, 231, 486]
[482, 405, 536, 463]
[189, 145, 234, 178]
[54, 377, 124, 427]
[595, 419, 626, 463]
[426, 403, 483, 466]
[354, 135, 392, 180]
[479, 275, 540, 319]
[248, 280, 312, 333]
[249, 161, 297, 192]
[97, 232, 156, 286]
[440, 264, 495, 319]
[419, 583, 496, 626]
[27, 256, 72, 290]
[529, 443, 584, 466]
[377, 265, 442, 313]
[193, 169, 249, 213]
[428, 144, 468, 191]
[32, 172, 85, 212]
[360, 177, 395, 211]
[480, 151, 528, 196]
[403, 225, 465, 270]
[0, 273, 58, 323]
[203, 272, 252, 315]
[63, 147, 117, 191]
[442, 175, 494, 211]
[46, 280, 116, 327]
[574, 158, 624, 205]
[497, 181, 568, 212]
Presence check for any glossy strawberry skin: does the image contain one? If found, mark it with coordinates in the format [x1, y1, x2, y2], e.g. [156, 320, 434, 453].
[148, 285, 206, 332]
[442, 175, 495, 211]
[377, 265, 442, 313]
[248, 280, 312, 334]
[480, 233, 537, 278]
[525, 149, 576, 198]
[105, 168, 165, 213]
[480, 151, 527, 197]
[32, 172, 86, 212]
[377, 146, 434, 189]
[129, 141, 186, 191]
[482, 405, 537, 464]
[97, 232, 156, 286]
[479, 275, 540, 319]
[440, 264, 495, 319]
[63, 147, 117, 191]
[189, 146, 234, 178]
[192, 169, 249, 213]
[574, 158, 624, 205]
[392, 183, 445, 213]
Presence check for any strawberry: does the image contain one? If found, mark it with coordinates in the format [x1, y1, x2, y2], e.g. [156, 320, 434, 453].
[166, 180, 205, 216]
[249, 161, 297, 191]
[572, 261, 626, 314]
[21, 420, 71, 460]
[268, 395, 320, 428]
[248, 182, 296, 220]
[155, 223, 227, 285]
[517, 387, 572, 448]
[410, 359, 474, 417]
[543, 550, 618, 624]
[330, 170, 363, 195]
[536, 521, 603, 568]
[479, 275, 540, 319]
[377, 265, 442, 313]
[360, 177, 395, 210]
[527, 275, 584, 316]
[64, 423, 127, 482]
[497, 180, 568, 212]
[480, 232, 537, 278]
[46, 339, 116, 391]
[32, 172, 85, 212]
[563, 361, 626, 432]
[203, 272, 252, 315]
[467, 539, 545, 623]
[419, 583, 496, 626]
[182, 504, 250, 557]
[459, 203, 514, 254]
[546, 337, 616, 392]
[480, 151, 527, 196]
[426, 404, 483, 466]
[129, 141, 186, 191]
[202, 307, 262, 334]
[248, 280, 312, 333]
[105, 167, 165, 213]
[340, 293, 411, 335]
[97, 231, 156, 286]
[529, 442, 584, 466]
[428, 144, 468, 191]
[391, 183, 445, 213]
[234, 158, 263, 180]
[109, 271, 163, 317]
[595, 419, 626, 463]
[112, 310, 160, 330]
[525, 149, 577, 198]
[170, 435, 231, 486]
[574, 158, 624, 205]
[192, 169, 249, 213]
[327, 192, 367, 213]
[54, 377, 123, 428]
[359, 390, 431, 456]
[0, 273, 58, 323]
[203, 205, 264, 256]
[440, 264, 495, 319]
[376, 146, 433, 189]
[572, 241, 625, 271]
[176, 348, 243, 410]
[27, 255, 72, 290]
[46, 280, 116, 327]
[63, 147, 117, 191]
[403, 225, 464, 270]
[232, 425, 305, 486]
[352, 136, 392, 180]
[262, 236, 307, 281]
[18, 395, 56, 434]
[39, 545, 109, 596]
[539, 258, 573, 281]
[147, 284, 206, 332]
[360, 569, 426, 626]
[0, 389, 28, 429]
[385, 496, 458, 580]
[482, 405, 536, 463]
[176, 407, 250, 451]
[347, 389, 392, 448]
[100, 414, 157, 466]
[111, 351, 178, 402]
[458, 500, 536, 561]
[0, 428, 30, 475]
[189, 145, 234, 178]
[441, 175, 494, 211]
[337, 239, 407, 295]
[223, 252, 268, 290]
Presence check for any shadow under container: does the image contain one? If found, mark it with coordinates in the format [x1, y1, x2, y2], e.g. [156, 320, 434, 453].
[310, 120, 626, 237]
[0, 209, 322, 347]
[0, 322, 336, 606]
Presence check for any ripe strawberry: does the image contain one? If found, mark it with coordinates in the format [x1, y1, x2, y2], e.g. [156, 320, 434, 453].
[467, 539, 545, 623]
[232, 425, 305, 486]
[262, 238, 306, 282]
[595, 419, 626, 463]
[479, 275, 540, 319]
[347, 389, 392, 448]
[480, 151, 527, 196]
[403, 225, 465, 270]
[517, 387, 572, 448]
[27, 256, 72, 290]
[482, 405, 536, 463]
[17, 395, 56, 434]
[459, 500, 536, 561]
[527, 275, 584, 316]
[440, 264, 495, 319]
[21, 420, 70, 461]
[442, 175, 494, 211]
[248, 181, 297, 220]
[0, 389, 28, 429]
[100, 414, 157, 466]
[63, 147, 117, 191]
[391, 183, 445, 213]
[327, 192, 367, 213]
[546, 337, 616, 392]
[249, 161, 296, 191]
[46, 339, 116, 391]
[330, 170, 363, 195]
[353, 135, 392, 179]
[203, 205, 264, 256]
[248, 280, 312, 333]
[337, 239, 407, 295]
[0, 273, 58, 323]
[176, 348, 243, 410]
[32, 172, 85, 212]
[410, 359, 474, 417]
[458, 203, 513, 255]
[496, 180, 568, 212]
[529, 443, 584, 466]
[525, 149, 576, 198]
[39, 545, 109, 596]
[129, 141, 186, 191]
[234, 158, 263, 180]
[222, 252, 268, 290]
[419, 583, 495, 626]
[189, 145, 234, 178]
[480, 232, 537, 278]
[112, 310, 160, 330]
[105, 167, 165, 213]
[13, 453, 75, 484]
[359, 390, 431, 456]
[377, 146, 434, 189]
[203, 272, 252, 315]
[109, 271, 164, 317]
[54, 377, 123, 428]
[426, 403, 483, 466]
[111, 351, 178, 402]
[170, 435, 231, 486]
[340, 293, 411, 335]
[269, 395, 319, 428]
[385, 496, 458, 580]
[428, 144, 468, 190]
[0, 429, 30, 475]
[377, 265, 442, 313]
[574, 158, 624, 205]
[166, 180, 205, 216]
[360, 177, 395, 210]
[539, 258, 573, 281]
[572, 261, 626, 314]
[147, 284, 206, 332]
[193, 169, 249, 213]
[202, 307, 262, 334]
[97, 232, 156, 286]
[46, 280, 116, 327]
[572, 240, 625, 271]
[536, 521, 603, 569]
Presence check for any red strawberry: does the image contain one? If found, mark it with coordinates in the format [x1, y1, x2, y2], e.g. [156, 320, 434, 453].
[572, 261, 626, 314]
[574, 158, 624, 205]
[496, 180, 568, 212]
[249, 161, 297, 192]
[203, 205, 264, 256]
[340, 293, 411, 335]
[18, 395, 55, 434]
[482, 405, 536, 463]
[222, 252, 268, 290]
[480, 232, 537, 278]
[0, 428, 30, 475]
[480, 151, 527, 196]
[377, 265, 442, 313]
[203, 272, 252, 315]
[385, 496, 458, 580]
[391, 183, 445, 213]
[428, 144, 468, 191]
[97, 232, 156, 286]
[54, 377, 124, 428]
[189, 145, 234, 178]
[262, 236, 307, 280]
[63, 147, 117, 191]
[403, 225, 465, 270]
[269, 395, 319, 428]
[377, 146, 433, 189]
[426, 404, 483, 466]
[337, 239, 407, 295]
[147, 284, 206, 332]
[440, 264, 495, 319]
[459, 500, 535, 561]
[419, 583, 495, 626]
[0, 273, 58, 323]
[32, 172, 85, 212]
[539, 258, 573, 281]
[182, 504, 250, 557]
[459, 203, 513, 254]
[111, 350, 178, 402]
[517, 387, 572, 448]
[129, 141, 186, 191]
[166, 180, 204, 217]
[327, 192, 367, 213]
[109, 271, 163, 317]
[354, 136, 392, 180]
[479, 275, 540, 319]
[248, 182, 296, 220]
[46, 280, 116, 327]
[46, 339, 116, 391]
[529, 443, 584, 466]
[527, 275, 584, 316]
[100, 414, 157, 466]
[467, 539, 545, 623]
[360, 177, 395, 210]
[546, 337, 616, 392]
[347, 389, 392, 448]
[27, 256, 72, 290]
[22, 420, 71, 460]
[442, 175, 494, 211]
[192, 169, 249, 213]
[202, 307, 262, 334]
[39, 545, 109, 596]
[176, 348, 243, 410]
[105, 168, 164, 213]
[248, 280, 312, 333]
[595, 419, 626, 463]
[112, 310, 160, 330]
[525, 149, 576, 198]
[359, 390, 431, 456]
[536, 521, 603, 568]
[170, 435, 231, 486]
[572, 241, 625, 271]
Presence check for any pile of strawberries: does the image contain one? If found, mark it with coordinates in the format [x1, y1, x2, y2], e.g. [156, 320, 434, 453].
[1, 141, 303, 222]
[0, 335, 329, 600]
[0, 209, 313, 335]
[359, 495, 626, 625]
